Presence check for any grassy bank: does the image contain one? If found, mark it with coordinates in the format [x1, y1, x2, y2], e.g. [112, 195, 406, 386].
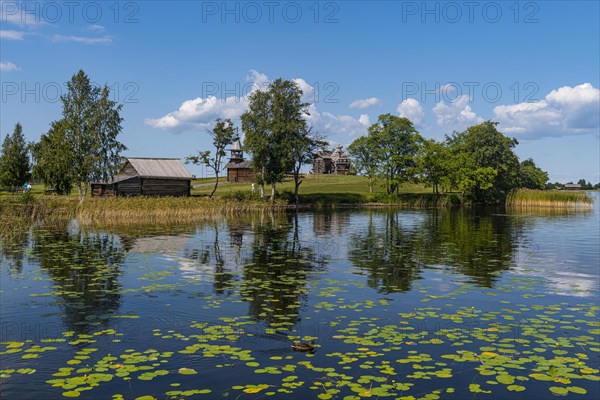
[192, 174, 431, 197]
[506, 189, 594, 209]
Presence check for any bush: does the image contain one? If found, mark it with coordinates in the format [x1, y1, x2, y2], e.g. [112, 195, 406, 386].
[21, 190, 35, 204]
[221, 190, 262, 201]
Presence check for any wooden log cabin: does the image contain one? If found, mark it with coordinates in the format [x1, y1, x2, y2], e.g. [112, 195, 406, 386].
[225, 138, 255, 183]
[91, 158, 193, 197]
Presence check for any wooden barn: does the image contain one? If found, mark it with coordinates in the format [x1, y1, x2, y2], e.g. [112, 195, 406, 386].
[91, 158, 193, 197]
[225, 138, 255, 183]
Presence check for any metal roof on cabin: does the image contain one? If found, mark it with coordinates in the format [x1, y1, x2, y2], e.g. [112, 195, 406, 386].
[225, 160, 253, 169]
[121, 158, 193, 180]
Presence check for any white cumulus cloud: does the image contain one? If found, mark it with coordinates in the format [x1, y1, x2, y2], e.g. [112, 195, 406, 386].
[0, 61, 21, 72]
[358, 114, 370, 126]
[147, 70, 368, 137]
[349, 97, 382, 109]
[494, 83, 600, 139]
[433, 95, 483, 132]
[397, 98, 424, 126]
[50, 34, 112, 45]
[0, 30, 25, 40]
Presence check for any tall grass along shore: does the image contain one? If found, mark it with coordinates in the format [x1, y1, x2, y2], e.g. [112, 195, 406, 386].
[506, 189, 593, 209]
[76, 196, 289, 226]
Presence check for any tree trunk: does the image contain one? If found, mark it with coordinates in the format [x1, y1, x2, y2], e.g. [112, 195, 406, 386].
[210, 172, 219, 198]
[369, 176, 373, 194]
[77, 182, 84, 202]
[260, 167, 266, 200]
[294, 179, 302, 205]
[271, 183, 276, 202]
[294, 166, 302, 205]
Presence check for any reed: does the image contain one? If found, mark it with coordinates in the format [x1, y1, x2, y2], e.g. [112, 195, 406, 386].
[76, 196, 289, 226]
[506, 189, 593, 209]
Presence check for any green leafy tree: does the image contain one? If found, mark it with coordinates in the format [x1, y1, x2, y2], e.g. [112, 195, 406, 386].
[420, 139, 450, 194]
[31, 120, 74, 195]
[0, 123, 31, 191]
[519, 158, 548, 190]
[348, 135, 378, 193]
[577, 178, 593, 190]
[444, 149, 497, 202]
[241, 78, 310, 200]
[546, 181, 563, 190]
[61, 70, 126, 201]
[447, 121, 520, 203]
[186, 118, 235, 198]
[368, 114, 423, 195]
[287, 128, 324, 204]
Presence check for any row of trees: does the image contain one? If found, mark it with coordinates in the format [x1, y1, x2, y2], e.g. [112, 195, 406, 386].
[546, 179, 600, 190]
[349, 117, 551, 203]
[0, 70, 127, 200]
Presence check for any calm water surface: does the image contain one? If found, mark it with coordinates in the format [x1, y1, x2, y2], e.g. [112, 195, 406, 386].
[1, 194, 599, 399]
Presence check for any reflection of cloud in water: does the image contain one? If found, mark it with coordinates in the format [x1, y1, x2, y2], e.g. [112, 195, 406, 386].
[512, 264, 597, 298]
[170, 257, 213, 281]
[547, 271, 597, 298]
[127, 235, 192, 255]
[164, 254, 243, 282]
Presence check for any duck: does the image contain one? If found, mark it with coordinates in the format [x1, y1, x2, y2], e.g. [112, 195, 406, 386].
[291, 340, 315, 352]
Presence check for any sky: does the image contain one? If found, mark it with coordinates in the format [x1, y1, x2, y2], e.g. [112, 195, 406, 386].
[1, 0, 599, 182]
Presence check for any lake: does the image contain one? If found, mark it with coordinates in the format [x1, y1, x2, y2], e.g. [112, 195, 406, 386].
[1, 193, 599, 399]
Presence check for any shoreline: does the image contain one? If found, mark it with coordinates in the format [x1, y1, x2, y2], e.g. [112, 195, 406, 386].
[0, 189, 593, 225]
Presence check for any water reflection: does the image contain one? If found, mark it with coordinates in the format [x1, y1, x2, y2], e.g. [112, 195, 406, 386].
[1, 201, 597, 338]
[347, 208, 527, 292]
[238, 212, 326, 325]
[29, 223, 125, 334]
[348, 211, 425, 293]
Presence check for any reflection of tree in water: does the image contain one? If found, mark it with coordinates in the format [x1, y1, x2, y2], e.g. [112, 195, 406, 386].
[349, 211, 425, 293]
[30, 224, 125, 335]
[349, 208, 525, 292]
[0, 229, 29, 275]
[432, 208, 520, 287]
[240, 211, 325, 326]
[182, 222, 237, 296]
[313, 210, 351, 237]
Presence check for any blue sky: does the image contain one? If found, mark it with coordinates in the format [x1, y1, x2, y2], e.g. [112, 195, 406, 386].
[1, 0, 599, 182]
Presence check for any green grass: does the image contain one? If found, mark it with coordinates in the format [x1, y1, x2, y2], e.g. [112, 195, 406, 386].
[506, 189, 594, 209]
[192, 174, 432, 197]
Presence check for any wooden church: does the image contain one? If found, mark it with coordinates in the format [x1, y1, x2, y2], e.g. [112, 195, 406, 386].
[313, 144, 351, 175]
[225, 138, 255, 183]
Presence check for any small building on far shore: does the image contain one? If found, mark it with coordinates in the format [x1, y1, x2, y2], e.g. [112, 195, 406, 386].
[313, 144, 351, 175]
[564, 183, 582, 190]
[91, 158, 192, 197]
[225, 138, 255, 183]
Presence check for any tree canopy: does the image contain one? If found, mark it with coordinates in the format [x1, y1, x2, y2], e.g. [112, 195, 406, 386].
[61, 70, 126, 200]
[349, 114, 422, 195]
[186, 118, 235, 198]
[31, 120, 74, 195]
[0, 123, 31, 190]
[241, 78, 311, 200]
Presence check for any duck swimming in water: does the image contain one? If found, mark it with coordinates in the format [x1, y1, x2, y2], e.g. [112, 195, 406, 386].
[291, 340, 315, 352]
